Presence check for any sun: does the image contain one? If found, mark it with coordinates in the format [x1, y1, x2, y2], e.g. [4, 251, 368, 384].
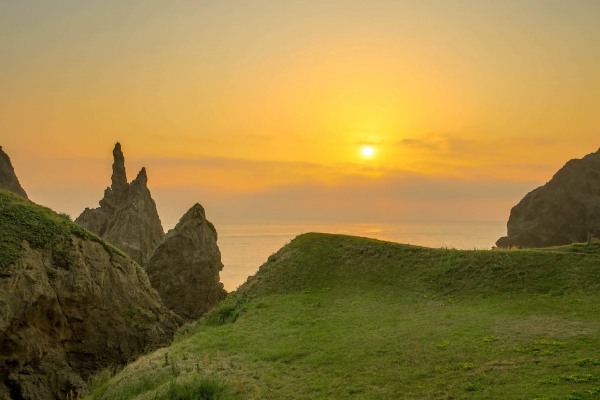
[360, 145, 376, 159]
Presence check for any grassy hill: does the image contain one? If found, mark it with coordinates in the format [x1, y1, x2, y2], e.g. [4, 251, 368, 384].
[87, 233, 600, 400]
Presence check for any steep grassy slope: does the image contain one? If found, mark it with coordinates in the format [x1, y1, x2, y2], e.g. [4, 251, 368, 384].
[0, 189, 122, 271]
[88, 233, 600, 399]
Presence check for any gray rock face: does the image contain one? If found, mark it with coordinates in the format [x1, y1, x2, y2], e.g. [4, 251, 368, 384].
[0, 194, 180, 400]
[76, 143, 165, 265]
[496, 148, 600, 248]
[146, 203, 227, 320]
[0, 147, 27, 198]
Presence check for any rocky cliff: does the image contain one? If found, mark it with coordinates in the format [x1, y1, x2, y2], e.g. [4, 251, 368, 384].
[146, 203, 227, 320]
[76, 143, 164, 265]
[497, 148, 600, 248]
[0, 147, 27, 199]
[0, 190, 180, 400]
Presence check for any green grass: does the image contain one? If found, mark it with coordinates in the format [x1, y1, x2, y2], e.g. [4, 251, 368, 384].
[86, 233, 600, 399]
[0, 189, 124, 273]
[157, 376, 228, 400]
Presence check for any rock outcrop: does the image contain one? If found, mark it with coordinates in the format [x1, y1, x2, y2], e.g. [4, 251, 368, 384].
[497, 148, 600, 248]
[0, 191, 180, 400]
[76, 143, 164, 265]
[146, 203, 227, 320]
[0, 147, 27, 198]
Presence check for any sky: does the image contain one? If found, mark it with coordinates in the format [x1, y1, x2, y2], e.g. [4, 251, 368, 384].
[1, 0, 599, 229]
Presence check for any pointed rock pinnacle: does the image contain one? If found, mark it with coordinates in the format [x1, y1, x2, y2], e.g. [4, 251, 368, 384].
[0, 146, 28, 198]
[132, 167, 148, 186]
[76, 144, 164, 266]
[111, 142, 128, 192]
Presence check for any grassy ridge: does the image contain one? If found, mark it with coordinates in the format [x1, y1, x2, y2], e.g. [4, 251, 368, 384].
[233, 234, 600, 297]
[89, 233, 600, 399]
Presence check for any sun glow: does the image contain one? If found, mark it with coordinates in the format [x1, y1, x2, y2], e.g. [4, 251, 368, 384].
[360, 145, 376, 159]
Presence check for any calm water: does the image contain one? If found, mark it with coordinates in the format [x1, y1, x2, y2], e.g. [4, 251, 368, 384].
[217, 220, 507, 291]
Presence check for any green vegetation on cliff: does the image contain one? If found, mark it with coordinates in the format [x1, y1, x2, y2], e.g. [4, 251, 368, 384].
[89, 233, 600, 399]
[0, 190, 123, 272]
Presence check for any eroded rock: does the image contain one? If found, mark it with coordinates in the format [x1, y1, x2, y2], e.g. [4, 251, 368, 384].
[0, 192, 180, 400]
[497, 148, 600, 248]
[76, 143, 164, 265]
[146, 203, 227, 320]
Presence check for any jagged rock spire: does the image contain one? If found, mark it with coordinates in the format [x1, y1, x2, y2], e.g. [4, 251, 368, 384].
[111, 142, 128, 192]
[0, 146, 28, 199]
[132, 167, 147, 186]
[76, 143, 165, 265]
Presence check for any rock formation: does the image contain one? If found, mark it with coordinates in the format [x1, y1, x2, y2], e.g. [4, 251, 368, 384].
[146, 203, 227, 320]
[496, 148, 600, 248]
[75, 143, 228, 319]
[76, 143, 164, 265]
[0, 146, 27, 198]
[0, 191, 180, 400]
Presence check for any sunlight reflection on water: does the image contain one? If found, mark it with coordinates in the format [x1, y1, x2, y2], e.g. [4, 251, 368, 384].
[217, 220, 506, 292]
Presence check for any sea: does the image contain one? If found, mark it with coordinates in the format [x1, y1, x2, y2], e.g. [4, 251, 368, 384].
[216, 220, 507, 292]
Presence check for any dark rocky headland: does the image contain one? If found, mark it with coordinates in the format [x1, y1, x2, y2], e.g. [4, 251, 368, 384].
[497, 148, 600, 248]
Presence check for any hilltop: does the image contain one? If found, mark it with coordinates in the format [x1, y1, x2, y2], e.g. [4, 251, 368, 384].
[88, 233, 600, 399]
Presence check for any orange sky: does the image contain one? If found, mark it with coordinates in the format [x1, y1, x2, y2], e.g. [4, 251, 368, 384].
[1, 1, 599, 228]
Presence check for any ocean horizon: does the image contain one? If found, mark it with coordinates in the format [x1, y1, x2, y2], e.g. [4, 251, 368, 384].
[216, 220, 507, 291]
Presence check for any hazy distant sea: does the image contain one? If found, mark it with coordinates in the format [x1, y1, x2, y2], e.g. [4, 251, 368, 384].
[217, 220, 507, 291]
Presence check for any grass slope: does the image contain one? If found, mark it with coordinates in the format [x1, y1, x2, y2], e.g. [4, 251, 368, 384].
[88, 233, 600, 400]
[0, 189, 124, 273]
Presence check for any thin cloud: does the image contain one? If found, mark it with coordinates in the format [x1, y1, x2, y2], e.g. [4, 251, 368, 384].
[397, 133, 558, 155]
[396, 137, 442, 151]
[146, 154, 325, 172]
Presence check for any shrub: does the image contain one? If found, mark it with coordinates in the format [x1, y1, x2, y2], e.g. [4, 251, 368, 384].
[203, 295, 248, 325]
